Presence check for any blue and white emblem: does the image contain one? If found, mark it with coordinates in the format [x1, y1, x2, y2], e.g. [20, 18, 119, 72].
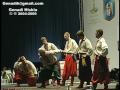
[103, 0, 115, 21]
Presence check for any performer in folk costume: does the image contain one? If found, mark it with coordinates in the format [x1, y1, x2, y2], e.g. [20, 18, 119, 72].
[13, 56, 37, 87]
[1, 67, 12, 83]
[61, 32, 78, 86]
[76, 31, 93, 88]
[38, 37, 61, 88]
[91, 29, 110, 90]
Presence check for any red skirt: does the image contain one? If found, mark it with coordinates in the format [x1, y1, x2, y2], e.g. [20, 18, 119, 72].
[91, 55, 110, 85]
[13, 70, 23, 82]
[27, 76, 37, 86]
[14, 70, 36, 86]
[62, 55, 77, 80]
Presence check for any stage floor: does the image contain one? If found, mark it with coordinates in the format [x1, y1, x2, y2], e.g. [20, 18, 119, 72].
[1, 81, 117, 90]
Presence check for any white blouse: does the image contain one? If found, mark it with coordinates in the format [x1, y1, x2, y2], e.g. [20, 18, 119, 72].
[14, 60, 37, 75]
[78, 37, 93, 56]
[94, 37, 108, 56]
[64, 38, 78, 53]
[38, 42, 59, 66]
[38, 42, 59, 52]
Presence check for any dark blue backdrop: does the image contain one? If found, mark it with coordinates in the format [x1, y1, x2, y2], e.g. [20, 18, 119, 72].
[1, 0, 80, 69]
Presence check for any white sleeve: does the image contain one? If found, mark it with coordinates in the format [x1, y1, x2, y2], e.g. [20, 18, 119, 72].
[86, 40, 93, 56]
[64, 41, 69, 51]
[28, 61, 37, 75]
[45, 51, 53, 55]
[101, 39, 108, 49]
[51, 43, 61, 53]
[13, 62, 19, 69]
[72, 40, 79, 53]
[38, 45, 45, 56]
[38, 45, 44, 51]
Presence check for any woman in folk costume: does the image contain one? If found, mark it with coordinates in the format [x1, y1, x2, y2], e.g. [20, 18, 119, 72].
[61, 32, 78, 86]
[91, 29, 110, 90]
[38, 37, 61, 88]
[76, 31, 93, 88]
[13, 56, 37, 87]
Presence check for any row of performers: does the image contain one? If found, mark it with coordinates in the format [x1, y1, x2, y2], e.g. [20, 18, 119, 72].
[13, 29, 110, 90]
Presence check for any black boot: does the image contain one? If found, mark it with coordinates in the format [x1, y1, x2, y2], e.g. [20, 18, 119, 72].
[61, 80, 65, 86]
[57, 80, 60, 85]
[104, 84, 108, 90]
[38, 81, 46, 88]
[77, 81, 83, 88]
[70, 77, 74, 86]
[92, 84, 97, 90]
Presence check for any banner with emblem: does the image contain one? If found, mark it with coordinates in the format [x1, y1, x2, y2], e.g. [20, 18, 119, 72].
[103, 0, 115, 21]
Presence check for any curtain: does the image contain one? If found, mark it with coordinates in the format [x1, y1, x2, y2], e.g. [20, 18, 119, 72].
[1, 0, 80, 69]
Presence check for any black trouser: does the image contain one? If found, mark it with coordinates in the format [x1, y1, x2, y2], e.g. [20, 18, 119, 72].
[39, 68, 53, 83]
